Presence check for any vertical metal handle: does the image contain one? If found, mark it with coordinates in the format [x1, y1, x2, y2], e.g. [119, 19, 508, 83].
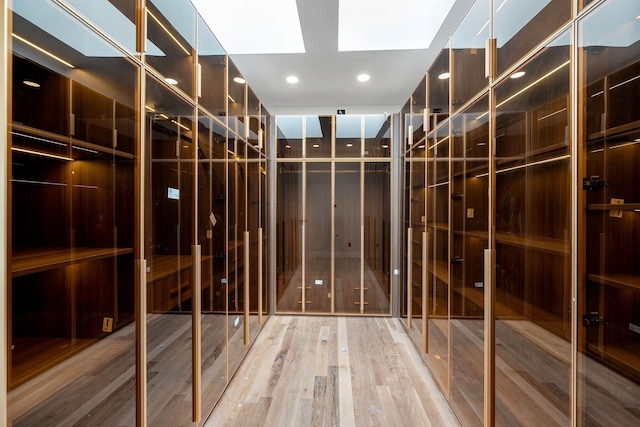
[135, 258, 147, 427]
[484, 249, 495, 427]
[258, 227, 263, 324]
[244, 231, 250, 345]
[407, 228, 413, 328]
[191, 245, 201, 423]
[422, 231, 428, 354]
[135, 0, 147, 53]
[360, 224, 365, 314]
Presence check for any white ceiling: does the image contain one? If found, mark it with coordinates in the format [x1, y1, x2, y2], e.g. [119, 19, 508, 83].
[196, 0, 474, 115]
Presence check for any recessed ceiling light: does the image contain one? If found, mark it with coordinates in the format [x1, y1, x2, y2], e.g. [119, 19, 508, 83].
[313, 144, 320, 148]
[357, 73, 370, 82]
[233, 77, 246, 84]
[165, 77, 178, 85]
[438, 72, 450, 80]
[23, 80, 41, 88]
[511, 71, 525, 79]
[286, 75, 299, 84]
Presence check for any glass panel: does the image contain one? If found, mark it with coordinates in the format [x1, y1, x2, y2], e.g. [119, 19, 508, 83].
[451, 0, 489, 113]
[426, 123, 450, 393]
[9, 5, 137, 423]
[228, 60, 246, 138]
[307, 116, 332, 158]
[228, 141, 247, 375]
[364, 115, 391, 158]
[305, 162, 332, 313]
[334, 162, 362, 314]
[449, 96, 489, 427]
[277, 116, 303, 158]
[407, 77, 426, 147]
[579, 1, 640, 425]
[198, 14, 226, 117]
[146, 0, 196, 97]
[405, 146, 426, 343]
[336, 115, 362, 158]
[276, 163, 303, 312]
[145, 73, 195, 424]
[428, 43, 450, 127]
[494, 30, 571, 426]
[197, 114, 227, 416]
[364, 162, 391, 314]
[494, 0, 570, 76]
[247, 147, 262, 341]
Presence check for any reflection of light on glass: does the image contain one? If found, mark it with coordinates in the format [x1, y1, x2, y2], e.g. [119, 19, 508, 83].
[438, 72, 450, 80]
[428, 181, 448, 189]
[346, 143, 353, 147]
[497, 0, 509, 12]
[12, 178, 67, 187]
[165, 77, 178, 85]
[475, 154, 570, 178]
[285, 144, 292, 149]
[313, 144, 320, 148]
[228, 94, 236, 103]
[609, 140, 640, 150]
[11, 131, 67, 147]
[11, 147, 73, 161]
[12, 33, 74, 68]
[147, 9, 191, 55]
[72, 145, 98, 154]
[510, 71, 525, 79]
[145, 105, 156, 112]
[538, 107, 567, 121]
[477, 20, 489, 36]
[498, 60, 570, 109]
[590, 90, 604, 98]
[609, 74, 640, 91]
[171, 120, 191, 132]
[23, 80, 41, 88]
[590, 148, 604, 153]
[428, 135, 450, 151]
[233, 77, 246, 84]
[381, 144, 389, 149]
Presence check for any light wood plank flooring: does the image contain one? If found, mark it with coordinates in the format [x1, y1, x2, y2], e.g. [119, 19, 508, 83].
[205, 315, 460, 427]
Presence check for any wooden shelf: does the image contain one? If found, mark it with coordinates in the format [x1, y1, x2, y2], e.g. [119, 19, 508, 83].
[587, 203, 640, 211]
[587, 273, 640, 291]
[11, 123, 134, 159]
[11, 247, 134, 278]
[496, 232, 569, 255]
[429, 260, 449, 284]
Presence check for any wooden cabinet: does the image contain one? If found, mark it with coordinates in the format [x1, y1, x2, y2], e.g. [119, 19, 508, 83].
[583, 59, 640, 382]
[9, 56, 135, 388]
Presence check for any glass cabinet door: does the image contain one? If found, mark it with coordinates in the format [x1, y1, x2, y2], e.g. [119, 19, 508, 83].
[426, 123, 450, 394]
[449, 97, 489, 427]
[145, 74, 196, 425]
[579, 1, 640, 425]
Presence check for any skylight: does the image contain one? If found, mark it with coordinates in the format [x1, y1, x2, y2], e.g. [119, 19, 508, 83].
[191, 0, 305, 54]
[338, 0, 456, 51]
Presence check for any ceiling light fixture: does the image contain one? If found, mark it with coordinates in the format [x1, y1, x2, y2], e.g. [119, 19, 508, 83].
[357, 73, 370, 82]
[286, 75, 299, 84]
[23, 80, 41, 88]
[438, 72, 450, 80]
[147, 9, 191, 56]
[510, 71, 525, 79]
[233, 77, 246, 84]
[165, 77, 178, 85]
[12, 33, 75, 68]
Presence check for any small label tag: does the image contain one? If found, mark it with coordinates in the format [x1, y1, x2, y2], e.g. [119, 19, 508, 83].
[315, 279, 323, 285]
[610, 198, 624, 218]
[474, 282, 484, 288]
[102, 317, 113, 333]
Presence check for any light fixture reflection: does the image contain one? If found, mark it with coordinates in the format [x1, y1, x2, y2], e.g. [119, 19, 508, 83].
[23, 80, 41, 88]
[510, 71, 525, 79]
[233, 77, 246, 84]
[438, 72, 450, 80]
[12, 33, 74, 68]
[165, 77, 178, 85]
[147, 9, 191, 55]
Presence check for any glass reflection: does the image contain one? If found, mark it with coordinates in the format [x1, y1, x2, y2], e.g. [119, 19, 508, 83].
[579, 1, 640, 425]
[428, 44, 450, 127]
[449, 97, 489, 427]
[198, 15, 226, 117]
[494, 30, 571, 426]
[9, 5, 137, 423]
[276, 163, 303, 312]
[146, 73, 195, 425]
[364, 115, 391, 158]
[146, 0, 196, 96]
[277, 116, 303, 158]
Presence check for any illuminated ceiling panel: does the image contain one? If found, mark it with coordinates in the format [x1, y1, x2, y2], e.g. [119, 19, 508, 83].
[191, 0, 305, 54]
[338, 0, 456, 51]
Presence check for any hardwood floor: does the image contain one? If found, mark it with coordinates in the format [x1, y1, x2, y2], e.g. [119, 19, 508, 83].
[205, 316, 460, 427]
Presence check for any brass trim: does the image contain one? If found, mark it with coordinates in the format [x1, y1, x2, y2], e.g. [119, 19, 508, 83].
[258, 227, 263, 324]
[407, 228, 413, 329]
[244, 231, 250, 346]
[192, 245, 201, 423]
[135, 0, 146, 53]
[422, 231, 428, 355]
[135, 259, 147, 427]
